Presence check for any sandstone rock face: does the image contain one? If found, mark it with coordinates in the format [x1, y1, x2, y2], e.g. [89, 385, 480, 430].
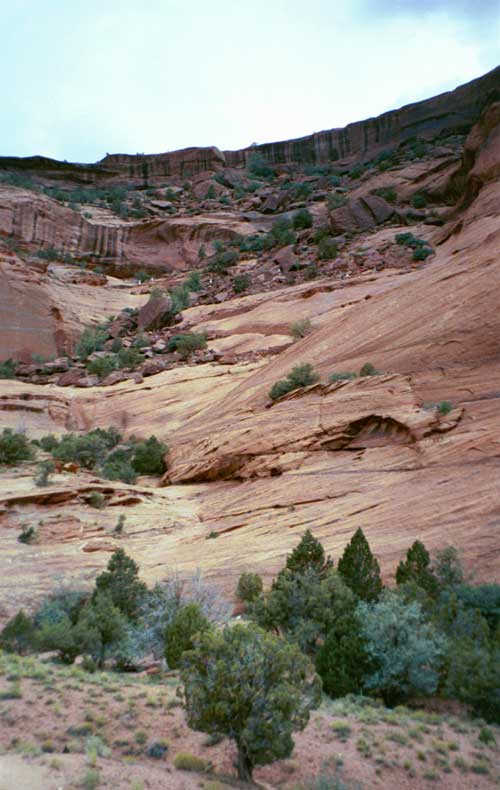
[225, 65, 500, 167]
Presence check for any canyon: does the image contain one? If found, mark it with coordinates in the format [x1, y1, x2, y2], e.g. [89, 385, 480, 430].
[0, 66, 500, 619]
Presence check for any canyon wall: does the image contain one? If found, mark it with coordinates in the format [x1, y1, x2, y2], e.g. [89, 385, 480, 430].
[1, 67, 499, 186]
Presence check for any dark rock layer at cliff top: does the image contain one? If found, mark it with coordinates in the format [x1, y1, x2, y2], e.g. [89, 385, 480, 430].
[1, 66, 499, 183]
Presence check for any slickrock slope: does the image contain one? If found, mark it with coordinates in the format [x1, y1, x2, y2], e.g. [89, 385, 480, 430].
[0, 82, 499, 615]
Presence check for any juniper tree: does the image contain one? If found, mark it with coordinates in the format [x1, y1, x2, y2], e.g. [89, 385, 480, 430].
[181, 623, 321, 781]
[285, 529, 332, 577]
[236, 572, 263, 604]
[396, 540, 437, 596]
[0, 610, 35, 655]
[94, 548, 147, 620]
[164, 603, 211, 669]
[337, 528, 383, 602]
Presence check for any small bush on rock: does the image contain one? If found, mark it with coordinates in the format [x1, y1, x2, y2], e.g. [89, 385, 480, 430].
[269, 363, 320, 401]
[293, 208, 313, 230]
[167, 332, 206, 358]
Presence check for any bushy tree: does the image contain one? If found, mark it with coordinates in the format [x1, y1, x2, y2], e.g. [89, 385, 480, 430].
[337, 528, 383, 602]
[358, 590, 446, 706]
[0, 610, 35, 655]
[77, 593, 127, 668]
[250, 568, 355, 655]
[131, 435, 168, 475]
[431, 545, 464, 591]
[396, 540, 437, 597]
[316, 610, 371, 698]
[94, 548, 147, 620]
[0, 428, 35, 466]
[181, 623, 321, 781]
[236, 572, 263, 604]
[445, 617, 500, 723]
[51, 427, 121, 470]
[36, 615, 89, 664]
[165, 603, 211, 669]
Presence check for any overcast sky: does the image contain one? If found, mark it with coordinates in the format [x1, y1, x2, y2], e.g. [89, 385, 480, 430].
[2, 0, 499, 163]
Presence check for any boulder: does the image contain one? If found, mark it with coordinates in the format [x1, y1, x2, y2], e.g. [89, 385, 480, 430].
[329, 195, 394, 234]
[137, 296, 172, 331]
[272, 245, 298, 273]
[57, 368, 86, 386]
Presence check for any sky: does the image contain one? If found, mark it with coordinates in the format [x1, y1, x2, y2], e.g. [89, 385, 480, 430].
[2, 0, 499, 163]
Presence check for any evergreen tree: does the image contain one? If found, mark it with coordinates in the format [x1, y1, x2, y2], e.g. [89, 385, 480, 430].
[78, 592, 127, 668]
[0, 610, 35, 655]
[181, 623, 321, 781]
[164, 603, 211, 669]
[249, 568, 355, 656]
[337, 528, 383, 602]
[396, 540, 437, 596]
[235, 573, 263, 604]
[285, 529, 332, 577]
[358, 590, 446, 706]
[316, 610, 371, 698]
[94, 548, 147, 620]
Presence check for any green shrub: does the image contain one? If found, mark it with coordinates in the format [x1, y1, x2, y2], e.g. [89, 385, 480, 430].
[411, 193, 427, 209]
[412, 247, 433, 261]
[173, 752, 208, 772]
[184, 271, 202, 291]
[51, 427, 121, 469]
[76, 327, 108, 360]
[0, 358, 17, 378]
[395, 232, 426, 249]
[236, 573, 263, 603]
[165, 603, 211, 669]
[269, 363, 320, 400]
[135, 270, 151, 283]
[34, 460, 55, 487]
[328, 193, 347, 210]
[80, 768, 101, 789]
[87, 355, 117, 378]
[18, 525, 37, 543]
[349, 165, 366, 179]
[318, 236, 338, 260]
[233, 273, 250, 293]
[293, 208, 313, 230]
[116, 347, 144, 369]
[437, 401, 452, 415]
[247, 151, 275, 180]
[289, 318, 313, 339]
[130, 436, 167, 475]
[37, 245, 59, 261]
[329, 372, 356, 382]
[88, 492, 106, 509]
[269, 217, 296, 248]
[359, 362, 380, 377]
[99, 455, 136, 484]
[304, 263, 318, 280]
[0, 428, 35, 465]
[207, 249, 239, 274]
[373, 186, 397, 204]
[167, 332, 206, 358]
